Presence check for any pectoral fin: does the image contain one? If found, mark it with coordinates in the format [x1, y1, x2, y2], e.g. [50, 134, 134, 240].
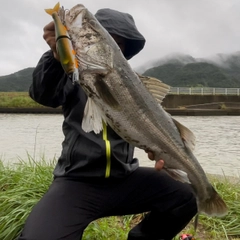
[94, 75, 120, 109]
[82, 97, 106, 134]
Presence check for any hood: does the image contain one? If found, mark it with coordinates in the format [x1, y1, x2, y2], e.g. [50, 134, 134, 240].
[95, 8, 146, 60]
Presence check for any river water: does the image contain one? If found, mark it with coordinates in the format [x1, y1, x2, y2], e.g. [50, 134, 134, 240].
[0, 114, 239, 177]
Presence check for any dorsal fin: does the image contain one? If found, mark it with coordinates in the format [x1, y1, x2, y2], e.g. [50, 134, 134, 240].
[137, 74, 170, 104]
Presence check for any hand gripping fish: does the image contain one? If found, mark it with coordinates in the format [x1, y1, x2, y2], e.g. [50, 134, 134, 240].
[46, 3, 228, 217]
[45, 3, 79, 84]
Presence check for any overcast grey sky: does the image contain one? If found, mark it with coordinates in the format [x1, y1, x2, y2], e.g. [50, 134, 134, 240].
[1, 0, 240, 76]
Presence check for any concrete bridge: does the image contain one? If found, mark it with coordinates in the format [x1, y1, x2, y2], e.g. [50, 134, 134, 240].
[163, 87, 240, 109]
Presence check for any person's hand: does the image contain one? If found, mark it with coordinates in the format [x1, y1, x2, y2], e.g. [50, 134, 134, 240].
[155, 160, 164, 171]
[43, 21, 59, 60]
[146, 151, 164, 171]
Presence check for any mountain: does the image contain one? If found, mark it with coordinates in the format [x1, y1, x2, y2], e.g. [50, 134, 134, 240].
[0, 68, 34, 91]
[1, 52, 240, 91]
[142, 52, 240, 87]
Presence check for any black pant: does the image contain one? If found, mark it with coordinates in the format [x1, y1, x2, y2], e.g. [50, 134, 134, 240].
[18, 167, 197, 240]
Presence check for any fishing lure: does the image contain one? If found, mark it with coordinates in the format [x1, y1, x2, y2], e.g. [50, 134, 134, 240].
[45, 2, 79, 84]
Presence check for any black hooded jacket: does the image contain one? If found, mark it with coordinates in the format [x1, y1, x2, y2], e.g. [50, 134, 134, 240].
[29, 8, 146, 178]
[95, 8, 145, 60]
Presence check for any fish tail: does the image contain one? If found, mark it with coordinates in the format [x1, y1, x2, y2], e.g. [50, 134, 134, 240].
[198, 186, 228, 217]
[45, 2, 60, 15]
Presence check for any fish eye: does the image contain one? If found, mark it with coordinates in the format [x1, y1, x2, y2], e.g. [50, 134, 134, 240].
[89, 19, 98, 29]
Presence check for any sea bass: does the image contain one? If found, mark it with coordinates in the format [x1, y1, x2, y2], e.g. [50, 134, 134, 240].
[45, 3, 228, 217]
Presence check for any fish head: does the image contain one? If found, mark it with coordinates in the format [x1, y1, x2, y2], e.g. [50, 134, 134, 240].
[63, 4, 119, 73]
[64, 4, 109, 43]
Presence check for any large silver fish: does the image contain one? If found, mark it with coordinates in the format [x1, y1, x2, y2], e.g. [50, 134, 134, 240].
[47, 3, 228, 217]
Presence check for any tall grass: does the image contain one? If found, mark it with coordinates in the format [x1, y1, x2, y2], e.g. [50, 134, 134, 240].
[0, 156, 54, 239]
[0, 158, 240, 240]
[0, 92, 42, 108]
[197, 175, 240, 239]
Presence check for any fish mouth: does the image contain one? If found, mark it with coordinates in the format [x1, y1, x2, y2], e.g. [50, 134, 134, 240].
[67, 4, 86, 27]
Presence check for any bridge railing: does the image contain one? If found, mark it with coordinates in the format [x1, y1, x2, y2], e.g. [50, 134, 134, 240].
[169, 87, 240, 95]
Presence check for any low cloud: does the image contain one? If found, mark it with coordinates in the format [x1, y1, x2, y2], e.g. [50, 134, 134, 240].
[1, 0, 240, 76]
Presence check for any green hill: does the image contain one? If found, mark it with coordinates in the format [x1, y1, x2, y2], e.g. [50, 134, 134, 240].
[143, 53, 240, 87]
[0, 68, 34, 92]
[1, 52, 240, 91]
[144, 62, 234, 87]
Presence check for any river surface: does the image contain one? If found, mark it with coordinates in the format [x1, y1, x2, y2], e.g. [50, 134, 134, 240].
[0, 114, 239, 177]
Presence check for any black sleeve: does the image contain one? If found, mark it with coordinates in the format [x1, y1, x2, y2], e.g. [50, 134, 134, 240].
[29, 50, 73, 108]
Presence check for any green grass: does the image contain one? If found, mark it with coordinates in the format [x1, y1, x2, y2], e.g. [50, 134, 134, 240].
[0, 158, 240, 240]
[0, 92, 42, 108]
[184, 174, 240, 240]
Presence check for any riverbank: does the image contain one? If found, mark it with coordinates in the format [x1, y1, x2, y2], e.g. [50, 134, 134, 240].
[0, 159, 240, 240]
[1, 107, 240, 116]
[1, 92, 240, 116]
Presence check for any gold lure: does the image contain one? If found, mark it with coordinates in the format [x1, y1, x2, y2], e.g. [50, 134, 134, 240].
[45, 2, 79, 84]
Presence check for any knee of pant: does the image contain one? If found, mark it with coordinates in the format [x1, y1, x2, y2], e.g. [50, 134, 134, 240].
[176, 187, 198, 216]
[179, 183, 196, 202]
[187, 192, 198, 214]
[184, 184, 197, 202]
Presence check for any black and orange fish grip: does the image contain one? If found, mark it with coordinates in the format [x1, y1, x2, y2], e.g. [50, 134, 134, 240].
[180, 233, 195, 240]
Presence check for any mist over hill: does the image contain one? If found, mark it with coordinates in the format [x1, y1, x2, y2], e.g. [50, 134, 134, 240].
[1, 52, 240, 91]
[140, 52, 240, 87]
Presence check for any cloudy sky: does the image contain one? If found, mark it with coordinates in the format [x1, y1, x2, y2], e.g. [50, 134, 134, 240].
[1, 0, 240, 76]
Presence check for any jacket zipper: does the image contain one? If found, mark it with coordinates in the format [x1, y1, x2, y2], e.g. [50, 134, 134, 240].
[102, 122, 111, 178]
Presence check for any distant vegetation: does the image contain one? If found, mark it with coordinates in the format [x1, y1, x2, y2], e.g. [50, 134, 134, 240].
[0, 92, 42, 108]
[0, 68, 34, 92]
[1, 52, 240, 91]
